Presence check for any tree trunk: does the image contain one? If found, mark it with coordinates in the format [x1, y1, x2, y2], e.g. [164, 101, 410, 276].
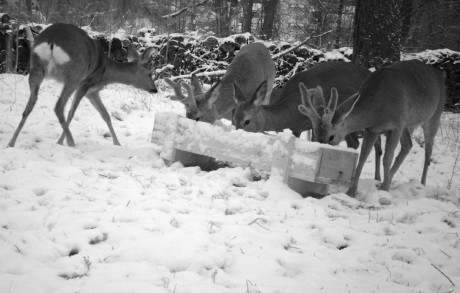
[335, 0, 345, 48]
[260, 0, 278, 40]
[5, 32, 14, 73]
[214, 0, 230, 37]
[400, 0, 413, 44]
[242, 0, 253, 33]
[352, 0, 403, 68]
[189, 0, 197, 31]
[25, 0, 33, 17]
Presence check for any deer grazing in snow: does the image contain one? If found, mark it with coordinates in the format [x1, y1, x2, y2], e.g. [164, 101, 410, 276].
[232, 61, 383, 180]
[298, 60, 446, 197]
[8, 23, 158, 147]
[164, 42, 275, 123]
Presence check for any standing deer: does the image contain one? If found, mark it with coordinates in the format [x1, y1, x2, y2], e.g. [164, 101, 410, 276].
[8, 23, 158, 147]
[298, 60, 446, 197]
[164, 42, 275, 123]
[232, 61, 382, 180]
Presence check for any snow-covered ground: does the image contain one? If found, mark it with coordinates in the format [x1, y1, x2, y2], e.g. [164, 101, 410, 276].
[0, 73, 459, 293]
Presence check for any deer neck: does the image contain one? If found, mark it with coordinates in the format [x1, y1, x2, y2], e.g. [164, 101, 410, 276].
[102, 58, 138, 86]
[214, 79, 236, 117]
[257, 104, 297, 132]
[340, 103, 376, 135]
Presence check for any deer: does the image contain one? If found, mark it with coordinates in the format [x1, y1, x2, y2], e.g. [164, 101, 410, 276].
[8, 23, 158, 148]
[298, 60, 446, 197]
[164, 42, 276, 124]
[232, 61, 383, 181]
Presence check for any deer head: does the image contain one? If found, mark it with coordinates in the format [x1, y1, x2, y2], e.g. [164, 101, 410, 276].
[298, 83, 360, 145]
[165, 74, 223, 122]
[125, 45, 158, 93]
[233, 80, 269, 132]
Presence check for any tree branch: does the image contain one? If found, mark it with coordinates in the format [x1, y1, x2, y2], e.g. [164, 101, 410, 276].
[271, 30, 333, 60]
[161, 0, 210, 19]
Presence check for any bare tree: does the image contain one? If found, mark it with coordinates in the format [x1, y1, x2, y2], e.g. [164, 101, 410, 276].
[352, 0, 405, 68]
[334, 0, 345, 48]
[242, 0, 253, 33]
[260, 0, 279, 40]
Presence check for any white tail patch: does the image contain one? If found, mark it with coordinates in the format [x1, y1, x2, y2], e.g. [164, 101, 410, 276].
[33, 42, 52, 61]
[34, 43, 70, 64]
[34, 43, 70, 75]
[52, 45, 71, 64]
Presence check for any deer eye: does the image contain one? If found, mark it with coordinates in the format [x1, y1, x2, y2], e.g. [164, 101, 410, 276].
[244, 120, 250, 126]
[328, 135, 335, 142]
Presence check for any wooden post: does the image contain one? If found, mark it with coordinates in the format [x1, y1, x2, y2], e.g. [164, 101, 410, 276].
[24, 26, 34, 49]
[5, 31, 14, 73]
[271, 136, 295, 183]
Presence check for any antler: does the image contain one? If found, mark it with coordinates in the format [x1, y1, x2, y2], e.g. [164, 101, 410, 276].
[298, 83, 320, 125]
[164, 78, 198, 110]
[322, 87, 338, 123]
[298, 83, 338, 126]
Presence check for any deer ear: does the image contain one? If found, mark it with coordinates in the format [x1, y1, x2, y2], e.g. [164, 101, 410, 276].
[127, 45, 139, 62]
[238, 81, 267, 106]
[139, 47, 155, 64]
[252, 80, 268, 106]
[327, 87, 338, 114]
[205, 81, 221, 109]
[233, 82, 246, 103]
[336, 92, 360, 122]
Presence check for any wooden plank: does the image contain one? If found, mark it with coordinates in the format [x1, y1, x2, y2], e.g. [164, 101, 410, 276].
[315, 147, 359, 186]
[171, 118, 278, 170]
[288, 177, 329, 198]
[151, 112, 358, 189]
[289, 139, 321, 182]
[271, 136, 295, 183]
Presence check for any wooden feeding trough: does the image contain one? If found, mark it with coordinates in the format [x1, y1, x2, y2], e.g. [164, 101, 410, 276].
[151, 112, 359, 197]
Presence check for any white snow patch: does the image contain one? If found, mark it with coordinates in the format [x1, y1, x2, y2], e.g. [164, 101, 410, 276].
[0, 73, 459, 293]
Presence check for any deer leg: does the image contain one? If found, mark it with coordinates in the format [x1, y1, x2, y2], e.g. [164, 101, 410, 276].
[374, 135, 382, 181]
[347, 130, 379, 197]
[8, 66, 44, 147]
[57, 85, 90, 145]
[380, 128, 404, 191]
[421, 115, 441, 185]
[86, 92, 121, 146]
[388, 128, 412, 183]
[55, 84, 78, 147]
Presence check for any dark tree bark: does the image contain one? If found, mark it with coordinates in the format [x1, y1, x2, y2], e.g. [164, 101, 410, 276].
[5, 32, 14, 73]
[242, 0, 253, 33]
[260, 0, 278, 40]
[352, 0, 404, 68]
[335, 0, 345, 48]
[400, 0, 413, 43]
[214, 0, 231, 37]
[25, 0, 33, 17]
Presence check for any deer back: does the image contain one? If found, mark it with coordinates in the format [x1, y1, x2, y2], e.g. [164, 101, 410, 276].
[31, 23, 157, 92]
[302, 60, 446, 145]
[234, 61, 370, 136]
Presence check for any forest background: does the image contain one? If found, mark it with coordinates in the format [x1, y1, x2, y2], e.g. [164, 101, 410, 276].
[1, 0, 459, 109]
[1, 0, 459, 52]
